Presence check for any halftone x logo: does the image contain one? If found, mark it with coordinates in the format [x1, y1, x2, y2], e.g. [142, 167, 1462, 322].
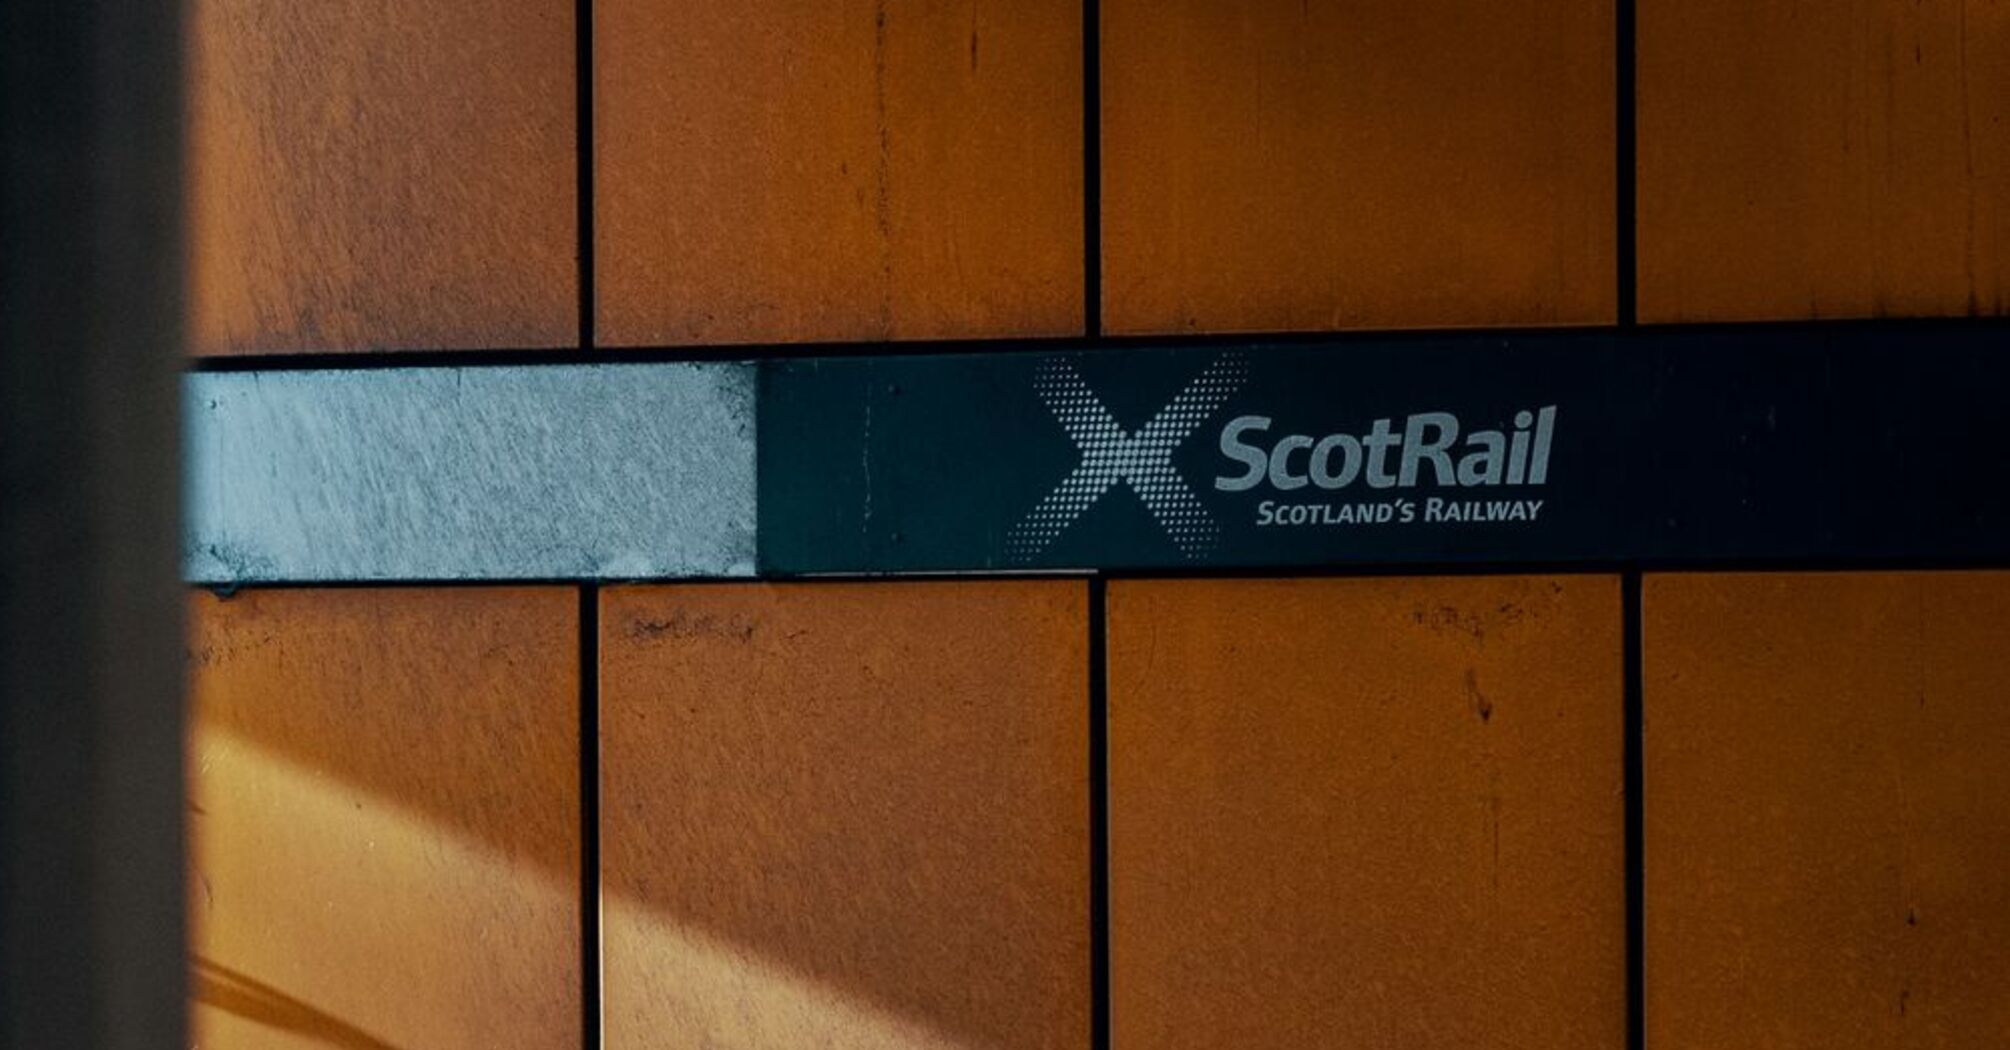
[1006, 352, 1248, 562]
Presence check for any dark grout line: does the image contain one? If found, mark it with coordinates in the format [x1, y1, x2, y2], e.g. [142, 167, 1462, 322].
[181, 313, 2010, 373]
[1087, 576, 1111, 1050]
[194, 556, 2010, 596]
[1083, 0, 1102, 340]
[1617, 0, 1643, 1035]
[579, 583, 602, 1050]
[576, 0, 596, 354]
[1616, 0, 1638, 327]
[1623, 569, 1645, 1050]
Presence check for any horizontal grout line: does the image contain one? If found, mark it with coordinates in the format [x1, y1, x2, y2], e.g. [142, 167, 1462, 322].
[197, 575, 751, 593]
[1092, 557, 2010, 578]
[185, 315, 2010, 374]
[198, 557, 2010, 592]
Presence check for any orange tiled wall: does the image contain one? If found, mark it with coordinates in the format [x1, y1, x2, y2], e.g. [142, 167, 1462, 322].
[598, 582, 1088, 1048]
[185, 0, 578, 354]
[1644, 572, 2010, 1048]
[1108, 576, 1626, 1048]
[186, 588, 581, 1049]
[185, 0, 2006, 351]
[593, 0, 1085, 346]
[1638, 0, 2009, 322]
[184, 1, 2010, 1048]
[1101, 0, 1617, 334]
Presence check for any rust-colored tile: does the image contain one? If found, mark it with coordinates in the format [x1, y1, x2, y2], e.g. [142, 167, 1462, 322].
[186, 0, 577, 354]
[594, 0, 1083, 346]
[1100, 0, 1615, 335]
[1108, 576, 1624, 1049]
[600, 582, 1087, 1049]
[1638, 0, 2010, 321]
[187, 588, 580, 1049]
[1645, 572, 2010, 1048]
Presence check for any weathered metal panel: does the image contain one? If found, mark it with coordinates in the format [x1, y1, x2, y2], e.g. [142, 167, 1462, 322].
[188, 587, 582, 1049]
[186, 0, 578, 354]
[594, 0, 1083, 346]
[1108, 575, 1625, 1049]
[1638, 0, 2010, 322]
[598, 581, 1089, 1049]
[185, 364, 756, 582]
[1102, 0, 1614, 334]
[1645, 572, 2010, 1047]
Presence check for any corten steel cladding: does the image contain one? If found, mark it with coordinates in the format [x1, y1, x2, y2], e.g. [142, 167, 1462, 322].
[1645, 573, 2010, 1048]
[594, 0, 1084, 345]
[599, 582, 1089, 1049]
[1100, 0, 1615, 334]
[1638, 0, 2009, 321]
[1108, 576, 1625, 1050]
[186, 0, 577, 353]
[187, 589, 582, 1050]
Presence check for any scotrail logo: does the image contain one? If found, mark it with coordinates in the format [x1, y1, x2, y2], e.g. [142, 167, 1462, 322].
[1218, 401, 1557, 529]
[1008, 351, 1561, 562]
[1006, 353, 1249, 562]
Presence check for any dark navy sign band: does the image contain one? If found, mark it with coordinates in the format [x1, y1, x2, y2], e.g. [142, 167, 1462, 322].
[758, 327, 2010, 574]
[180, 327, 2008, 583]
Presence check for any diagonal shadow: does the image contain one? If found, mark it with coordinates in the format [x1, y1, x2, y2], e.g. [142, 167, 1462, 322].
[193, 958, 405, 1050]
[189, 585, 1088, 1050]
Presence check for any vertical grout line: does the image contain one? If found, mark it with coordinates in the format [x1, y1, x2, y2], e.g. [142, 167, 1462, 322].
[576, 0, 597, 352]
[1623, 569, 1645, 1050]
[576, 0, 602, 1023]
[1087, 576, 1111, 1050]
[580, 583, 602, 1050]
[1616, 0, 1638, 327]
[1619, 0, 1644, 1036]
[1083, 0, 1102, 341]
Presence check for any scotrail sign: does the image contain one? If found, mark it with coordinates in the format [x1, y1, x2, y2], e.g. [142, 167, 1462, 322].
[181, 325, 2009, 584]
[758, 327, 2010, 574]
[1005, 351, 1559, 562]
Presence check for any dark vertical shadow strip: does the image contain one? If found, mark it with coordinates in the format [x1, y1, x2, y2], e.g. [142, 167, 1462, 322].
[1623, 569, 1645, 1050]
[1083, 0, 1102, 339]
[1088, 576, 1110, 1050]
[580, 583, 602, 1050]
[576, 0, 596, 351]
